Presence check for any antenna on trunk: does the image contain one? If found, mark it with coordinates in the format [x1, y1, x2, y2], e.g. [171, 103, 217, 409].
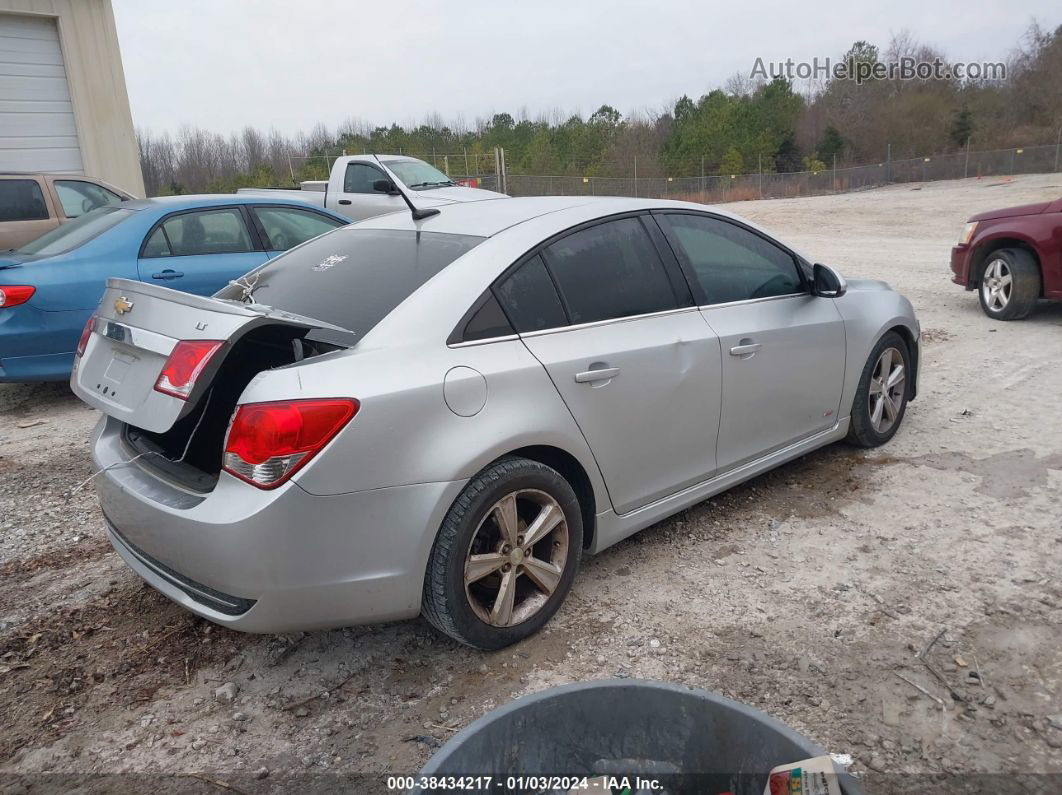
[372, 155, 440, 221]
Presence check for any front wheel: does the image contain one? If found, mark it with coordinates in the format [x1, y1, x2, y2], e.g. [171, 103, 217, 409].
[978, 248, 1040, 321]
[422, 457, 582, 650]
[846, 332, 911, 448]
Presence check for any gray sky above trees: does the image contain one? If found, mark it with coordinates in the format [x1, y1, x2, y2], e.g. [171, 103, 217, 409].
[113, 0, 1058, 135]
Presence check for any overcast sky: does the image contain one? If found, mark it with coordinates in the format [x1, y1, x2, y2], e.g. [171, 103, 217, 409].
[112, 0, 1058, 136]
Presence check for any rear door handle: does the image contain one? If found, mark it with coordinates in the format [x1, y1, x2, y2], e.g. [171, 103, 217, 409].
[337, 199, 352, 205]
[151, 270, 184, 280]
[729, 342, 762, 356]
[575, 367, 620, 383]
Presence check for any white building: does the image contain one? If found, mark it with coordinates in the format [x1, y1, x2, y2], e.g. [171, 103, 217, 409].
[0, 0, 144, 195]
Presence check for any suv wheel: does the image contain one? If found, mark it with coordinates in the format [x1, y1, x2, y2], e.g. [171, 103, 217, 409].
[422, 457, 582, 650]
[978, 248, 1040, 320]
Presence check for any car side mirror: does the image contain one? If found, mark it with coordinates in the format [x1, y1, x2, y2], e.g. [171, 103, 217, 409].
[812, 263, 847, 298]
[372, 179, 399, 195]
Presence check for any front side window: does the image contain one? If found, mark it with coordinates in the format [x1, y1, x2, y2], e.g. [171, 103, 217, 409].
[54, 180, 123, 218]
[252, 206, 345, 250]
[147, 208, 253, 257]
[661, 213, 804, 305]
[0, 179, 49, 222]
[543, 217, 678, 325]
[18, 207, 131, 257]
[343, 163, 387, 194]
[214, 229, 483, 338]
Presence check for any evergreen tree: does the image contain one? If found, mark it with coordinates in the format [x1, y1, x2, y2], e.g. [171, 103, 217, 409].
[949, 107, 975, 148]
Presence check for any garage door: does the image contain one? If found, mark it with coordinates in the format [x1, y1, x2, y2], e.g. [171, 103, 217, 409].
[0, 13, 83, 173]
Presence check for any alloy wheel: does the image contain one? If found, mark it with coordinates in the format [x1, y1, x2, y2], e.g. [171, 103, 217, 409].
[981, 258, 1012, 313]
[464, 489, 569, 627]
[868, 346, 906, 434]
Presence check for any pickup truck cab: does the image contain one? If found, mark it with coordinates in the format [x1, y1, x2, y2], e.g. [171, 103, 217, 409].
[238, 155, 504, 221]
[1, 172, 135, 250]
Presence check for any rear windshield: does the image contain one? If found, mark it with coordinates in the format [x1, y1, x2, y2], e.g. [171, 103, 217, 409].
[19, 206, 131, 257]
[215, 229, 483, 337]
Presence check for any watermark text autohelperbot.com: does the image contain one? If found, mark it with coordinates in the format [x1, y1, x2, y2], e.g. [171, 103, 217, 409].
[751, 56, 1006, 84]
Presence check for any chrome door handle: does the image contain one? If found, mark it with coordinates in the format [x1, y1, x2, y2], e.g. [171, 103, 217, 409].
[729, 342, 762, 356]
[575, 367, 620, 383]
[152, 270, 184, 280]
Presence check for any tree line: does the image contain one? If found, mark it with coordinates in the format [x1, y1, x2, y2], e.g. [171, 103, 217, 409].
[137, 24, 1061, 196]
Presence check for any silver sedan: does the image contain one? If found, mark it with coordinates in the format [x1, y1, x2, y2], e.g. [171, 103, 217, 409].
[72, 196, 920, 649]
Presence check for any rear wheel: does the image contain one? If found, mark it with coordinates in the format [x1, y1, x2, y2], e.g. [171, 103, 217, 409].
[978, 248, 1040, 321]
[422, 457, 582, 650]
[846, 332, 911, 448]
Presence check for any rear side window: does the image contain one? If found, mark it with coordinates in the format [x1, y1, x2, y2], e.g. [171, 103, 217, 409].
[215, 229, 483, 338]
[0, 179, 49, 221]
[496, 255, 567, 332]
[147, 208, 253, 257]
[661, 213, 803, 304]
[460, 293, 514, 341]
[543, 217, 678, 324]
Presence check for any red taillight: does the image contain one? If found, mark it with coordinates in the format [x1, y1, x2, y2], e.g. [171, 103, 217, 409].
[0, 285, 35, 308]
[76, 313, 97, 358]
[154, 340, 223, 400]
[222, 398, 358, 489]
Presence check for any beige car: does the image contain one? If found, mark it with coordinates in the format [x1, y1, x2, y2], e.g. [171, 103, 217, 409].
[0, 173, 134, 250]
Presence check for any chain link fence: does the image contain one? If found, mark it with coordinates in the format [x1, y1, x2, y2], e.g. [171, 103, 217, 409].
[293, 142, 1060, 203]
[505, 142, 1062, 203]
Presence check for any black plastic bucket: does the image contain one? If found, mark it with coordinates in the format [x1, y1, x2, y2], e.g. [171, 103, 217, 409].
[412, 679, 861, 795]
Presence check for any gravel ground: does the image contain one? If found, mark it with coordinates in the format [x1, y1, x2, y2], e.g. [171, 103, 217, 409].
[1, 173, 1061, 793]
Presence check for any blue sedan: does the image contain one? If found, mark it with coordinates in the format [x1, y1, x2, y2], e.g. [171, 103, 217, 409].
[0, 195, 348, 382]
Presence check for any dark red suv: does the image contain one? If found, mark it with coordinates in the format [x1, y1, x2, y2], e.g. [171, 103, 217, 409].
[951, 197, 1062, 319]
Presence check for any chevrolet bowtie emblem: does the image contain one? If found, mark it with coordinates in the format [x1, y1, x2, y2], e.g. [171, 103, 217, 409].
[114, 296, 134, 315]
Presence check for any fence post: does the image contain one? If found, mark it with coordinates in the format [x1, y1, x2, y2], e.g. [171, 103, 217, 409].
[500, 148, 507, 194]
[1055, 127, 1061, 173]
[494, 147, 502, 193]
[832, 153, 836, 191]
[758, 154, 763, 199]
[964, 138, 970, 179]
[886, 143, 891, 183]
[700, 156, 705, 202]
[633, 155, 637, 198]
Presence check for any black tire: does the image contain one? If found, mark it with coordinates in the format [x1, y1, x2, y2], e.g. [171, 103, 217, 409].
[977, 248, 1040, 321]
[846, 331, 911, 448]
[422, 456, 582, 650]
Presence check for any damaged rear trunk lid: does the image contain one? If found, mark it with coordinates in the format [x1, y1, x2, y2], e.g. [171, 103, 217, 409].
[72, 277, 355, 434]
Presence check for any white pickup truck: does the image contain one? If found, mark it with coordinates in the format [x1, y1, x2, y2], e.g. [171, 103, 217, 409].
[238, 154, 504, 221]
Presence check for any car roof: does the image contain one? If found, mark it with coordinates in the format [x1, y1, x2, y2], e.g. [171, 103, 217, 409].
[347, 195, 747, 239]
[123, 194, 346, 215]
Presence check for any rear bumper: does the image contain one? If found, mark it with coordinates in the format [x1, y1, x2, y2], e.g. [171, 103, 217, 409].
[0, 351, 74, 382]
[950, 245, 973, 288]
[0, 304, 86, 382]
[92, 417, 467, 632]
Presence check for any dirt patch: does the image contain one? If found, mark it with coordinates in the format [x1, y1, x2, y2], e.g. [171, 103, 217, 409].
[0, 580, 242, 763]
[0, 538, 111, 580]
[901, 448, 1062, 500]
